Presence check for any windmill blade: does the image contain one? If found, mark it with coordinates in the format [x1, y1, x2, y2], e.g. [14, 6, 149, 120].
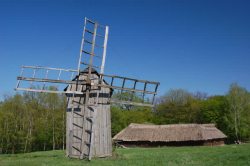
[15, 65, 83, 94]
[77, 17, 109, 79]
[99, 73, 160, 107]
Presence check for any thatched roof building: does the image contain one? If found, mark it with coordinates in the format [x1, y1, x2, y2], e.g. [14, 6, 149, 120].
[113, 123, 227, 147]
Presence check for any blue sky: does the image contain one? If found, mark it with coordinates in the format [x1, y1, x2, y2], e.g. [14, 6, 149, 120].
[0, 0, 250, 99]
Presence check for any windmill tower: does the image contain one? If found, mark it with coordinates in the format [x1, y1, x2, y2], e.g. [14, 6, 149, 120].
[15, 17, 160, 160]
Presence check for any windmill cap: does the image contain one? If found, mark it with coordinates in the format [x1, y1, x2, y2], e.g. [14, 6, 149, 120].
[80, 67, 98, 74]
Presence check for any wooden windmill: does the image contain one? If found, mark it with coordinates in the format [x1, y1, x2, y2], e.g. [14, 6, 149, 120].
[15, 17, 160, 160]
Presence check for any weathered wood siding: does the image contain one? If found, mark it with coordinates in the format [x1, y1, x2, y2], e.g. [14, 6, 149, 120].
[66, 72, 112, 158]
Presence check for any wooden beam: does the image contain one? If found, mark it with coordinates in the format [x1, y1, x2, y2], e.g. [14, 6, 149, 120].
[17, 77, 85, 85]
[15, 88, 84, 95]
[110, 99, 154, 107]
[101, 73, 160, 85]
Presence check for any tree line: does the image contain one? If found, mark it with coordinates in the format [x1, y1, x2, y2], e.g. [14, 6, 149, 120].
[0, 92, 66, 154]
[0, 83, 249, 153]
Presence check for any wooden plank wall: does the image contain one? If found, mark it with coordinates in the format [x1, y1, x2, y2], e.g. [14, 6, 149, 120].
[66, 72, 112, 158]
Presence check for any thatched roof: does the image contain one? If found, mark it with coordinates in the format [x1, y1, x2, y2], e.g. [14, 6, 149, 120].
[113, 123, 227, 142]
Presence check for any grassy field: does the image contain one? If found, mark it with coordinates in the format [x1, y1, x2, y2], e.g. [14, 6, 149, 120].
[0, 144, 250, 166]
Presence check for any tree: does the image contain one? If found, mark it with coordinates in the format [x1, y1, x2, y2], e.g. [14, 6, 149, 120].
[155, 89, 201, 124]
[227, 83, 250, 142]
[111, 106, 154, 136]
[0, 86, 67, 154]
[198, 96, 228, 124]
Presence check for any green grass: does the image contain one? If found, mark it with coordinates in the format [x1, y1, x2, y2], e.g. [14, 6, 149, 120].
[0, 144, 250, 166]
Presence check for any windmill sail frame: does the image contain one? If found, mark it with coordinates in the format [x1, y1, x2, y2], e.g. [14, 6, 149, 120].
[16, 66, 159, 107]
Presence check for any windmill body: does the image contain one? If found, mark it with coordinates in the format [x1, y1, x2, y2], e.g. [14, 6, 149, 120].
[15, 17, 160, 160]
[65, 69, 112, 158]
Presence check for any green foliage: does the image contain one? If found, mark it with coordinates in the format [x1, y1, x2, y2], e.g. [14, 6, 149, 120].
[111, 91, 145, 110]
[198, 96, 228, 123]
[226, 83, 250, 142]
[0, 89, 66, 154]
[155, 89, 201, 124]
[111, 106, 154, 136]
